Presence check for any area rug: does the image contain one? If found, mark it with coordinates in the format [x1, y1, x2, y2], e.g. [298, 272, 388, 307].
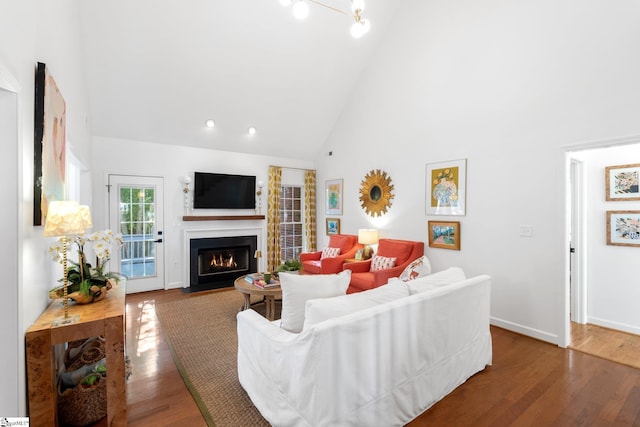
[155, 290, 271, 427]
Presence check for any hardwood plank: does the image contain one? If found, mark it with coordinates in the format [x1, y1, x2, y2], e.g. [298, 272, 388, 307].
[123, 290, 640, 426]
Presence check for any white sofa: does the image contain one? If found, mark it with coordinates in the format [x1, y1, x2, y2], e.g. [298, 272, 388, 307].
[237, 272, 492, 427]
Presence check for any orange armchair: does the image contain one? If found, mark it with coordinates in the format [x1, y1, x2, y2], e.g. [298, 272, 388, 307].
[300, 234, 364, 275]
[343, 238, 424, 293]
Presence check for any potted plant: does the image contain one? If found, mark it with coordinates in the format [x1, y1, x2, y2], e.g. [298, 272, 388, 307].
[275, 259, 302, 277]
[49, 230, 124, 304]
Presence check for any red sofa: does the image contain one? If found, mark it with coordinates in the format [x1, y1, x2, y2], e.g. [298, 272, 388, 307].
[300, 234, 364, 275]
[343, 238, 424, 293]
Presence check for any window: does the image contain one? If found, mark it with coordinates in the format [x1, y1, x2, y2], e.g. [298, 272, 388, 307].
[280, 185, 303, 262]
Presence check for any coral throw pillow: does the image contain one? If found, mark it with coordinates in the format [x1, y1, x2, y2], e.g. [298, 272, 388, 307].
[320, 247, 341, 259]
[370, 255, 396, 272]
[398, 256, 432, 281]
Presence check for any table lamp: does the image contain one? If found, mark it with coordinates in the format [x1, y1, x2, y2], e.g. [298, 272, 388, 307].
[358, 229, 378, 260]
[43, 201, 86, 326]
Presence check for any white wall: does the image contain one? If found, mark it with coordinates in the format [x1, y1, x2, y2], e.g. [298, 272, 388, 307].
[317, 0, 640, 345]
[0, 0, 92, 415]
[572, 144, 640, 334]
[91, 137, 313, 288]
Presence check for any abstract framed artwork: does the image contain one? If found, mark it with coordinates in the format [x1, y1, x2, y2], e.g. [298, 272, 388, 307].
[606, 210, 640, 247]
[426, 159, 466, 215]
[326, 218, 340, 236]
[605, 163, 640, 201]
[428, 220, 461, 250]
[325, 178, 343, 215]
[34, 62, 67, 225]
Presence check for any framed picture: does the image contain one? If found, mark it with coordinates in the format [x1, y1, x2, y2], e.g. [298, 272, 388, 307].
[606, 210, 640, 247]
[34, 62, 67, 226]
[426, 159, 466, 215]
[605, 163, 640, 201]
[326, 218, 340, 235]
[325, 179, 343, 215]
[428, 221, 461, 250]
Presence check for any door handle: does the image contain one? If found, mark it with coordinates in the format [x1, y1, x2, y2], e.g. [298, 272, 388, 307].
[154, 238, 163, 243]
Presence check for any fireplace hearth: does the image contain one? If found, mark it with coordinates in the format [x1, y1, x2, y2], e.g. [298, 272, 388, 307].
[189, 235, 257, 291]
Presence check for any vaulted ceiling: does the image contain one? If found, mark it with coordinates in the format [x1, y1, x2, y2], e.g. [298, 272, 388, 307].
[80, 0, 403, 160]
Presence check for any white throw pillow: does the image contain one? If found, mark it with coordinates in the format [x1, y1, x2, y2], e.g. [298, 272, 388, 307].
[303, 281, 409, 330]
[320, 247, 341, 259]
[370, 255, 396, 272]
[398, 255, 432, 281]
[406, 267, 466, 295]
[279, 270, 351, 333]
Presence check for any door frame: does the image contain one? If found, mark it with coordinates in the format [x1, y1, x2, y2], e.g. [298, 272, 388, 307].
[107, 174, 166, 293]
[0, 61, 24, 416]
[561, 134, 640, 347]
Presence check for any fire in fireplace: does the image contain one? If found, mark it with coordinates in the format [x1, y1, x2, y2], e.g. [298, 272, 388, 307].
[199, 247, 244, 275]
[190, 235, 258, 291]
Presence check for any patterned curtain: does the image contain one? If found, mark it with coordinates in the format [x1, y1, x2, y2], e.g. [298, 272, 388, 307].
[267, 166, 282, 272]
[304, 170, 317, 252]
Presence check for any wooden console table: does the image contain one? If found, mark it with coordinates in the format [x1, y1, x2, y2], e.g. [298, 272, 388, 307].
[26, 282, 127, 427]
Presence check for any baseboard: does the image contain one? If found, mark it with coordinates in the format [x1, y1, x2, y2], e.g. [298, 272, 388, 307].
[166, 281, 183, 290]
[490, 316, 560, 345]
[588, 317, 640, 336]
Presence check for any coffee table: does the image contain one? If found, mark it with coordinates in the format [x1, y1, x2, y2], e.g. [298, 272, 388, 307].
[234, 275, 282, 321]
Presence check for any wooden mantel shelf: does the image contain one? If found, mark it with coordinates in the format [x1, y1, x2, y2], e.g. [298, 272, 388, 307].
[182, 215, 265, 221]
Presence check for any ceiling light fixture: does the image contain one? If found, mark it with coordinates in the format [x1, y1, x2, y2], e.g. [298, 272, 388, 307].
[248, 126, 257, 136]
[292, 0, 309, 19]
[280, 0, 370, 38]
[205, 119, 215, 128]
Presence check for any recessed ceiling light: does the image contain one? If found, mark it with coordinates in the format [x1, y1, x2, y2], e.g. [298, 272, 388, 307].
[205, 119, 215, 128]
[248, 126, 257, 136]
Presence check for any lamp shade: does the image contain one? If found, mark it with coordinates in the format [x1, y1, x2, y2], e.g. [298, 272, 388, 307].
[358, 229, 379, 245]
[78, 205, 93, 230]
[43, 201, 85, 237]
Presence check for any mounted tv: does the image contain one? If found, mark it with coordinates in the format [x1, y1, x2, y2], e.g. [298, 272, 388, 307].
[193, 172, 256, 209]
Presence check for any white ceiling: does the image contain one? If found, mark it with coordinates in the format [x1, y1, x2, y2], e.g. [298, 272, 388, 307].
[79, 0, 403, 160]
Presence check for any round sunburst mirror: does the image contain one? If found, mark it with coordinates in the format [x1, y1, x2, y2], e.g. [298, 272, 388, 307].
[359, 169, 394, 217]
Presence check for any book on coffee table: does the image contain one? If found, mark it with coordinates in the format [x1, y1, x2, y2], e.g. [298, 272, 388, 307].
[245, 273, 280, 288]
[252, 278, 280, 289]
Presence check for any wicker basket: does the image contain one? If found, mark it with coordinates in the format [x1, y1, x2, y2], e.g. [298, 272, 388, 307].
[57, 374, 107, 427]
[65, 337, 105, 371]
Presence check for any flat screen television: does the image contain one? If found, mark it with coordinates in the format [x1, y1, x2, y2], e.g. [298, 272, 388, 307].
[193, 172, 256, 209]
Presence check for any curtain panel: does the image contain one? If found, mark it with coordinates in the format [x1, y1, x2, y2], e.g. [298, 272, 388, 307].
[304, 170, 316, 252]
[267, 166, 282, 272]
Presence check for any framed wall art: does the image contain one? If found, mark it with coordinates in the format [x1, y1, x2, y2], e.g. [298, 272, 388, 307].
[326, 218, 340, 235]
[428, 220, 461, 250]
[325, 178, 343, 215]
[34, 62, 67, 225]
[426, 159, 466, 215]
[605, 163, 640, 201]
[606, 210, 640, 247]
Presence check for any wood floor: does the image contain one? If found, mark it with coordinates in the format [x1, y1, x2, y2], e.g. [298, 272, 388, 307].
[122, 289, 640, 426]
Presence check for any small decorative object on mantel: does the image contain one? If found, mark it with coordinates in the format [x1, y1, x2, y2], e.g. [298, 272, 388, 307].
[359, 169, 394, 217]
[49, 229, 125, 304]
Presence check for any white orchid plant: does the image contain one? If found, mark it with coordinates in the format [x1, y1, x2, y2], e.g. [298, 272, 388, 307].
[49, 229, 125, 299]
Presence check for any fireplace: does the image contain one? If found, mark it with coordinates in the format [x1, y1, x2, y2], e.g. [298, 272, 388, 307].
[189, 235, 257, 291]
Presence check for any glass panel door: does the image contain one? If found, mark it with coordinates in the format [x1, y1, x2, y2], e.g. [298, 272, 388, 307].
[109, 175, 164, 293]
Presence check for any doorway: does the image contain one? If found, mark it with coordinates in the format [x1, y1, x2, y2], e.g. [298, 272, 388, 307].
[0, 77, 21, 415]
[565, 138, 640, 347]
[108, 175, 165, 293]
